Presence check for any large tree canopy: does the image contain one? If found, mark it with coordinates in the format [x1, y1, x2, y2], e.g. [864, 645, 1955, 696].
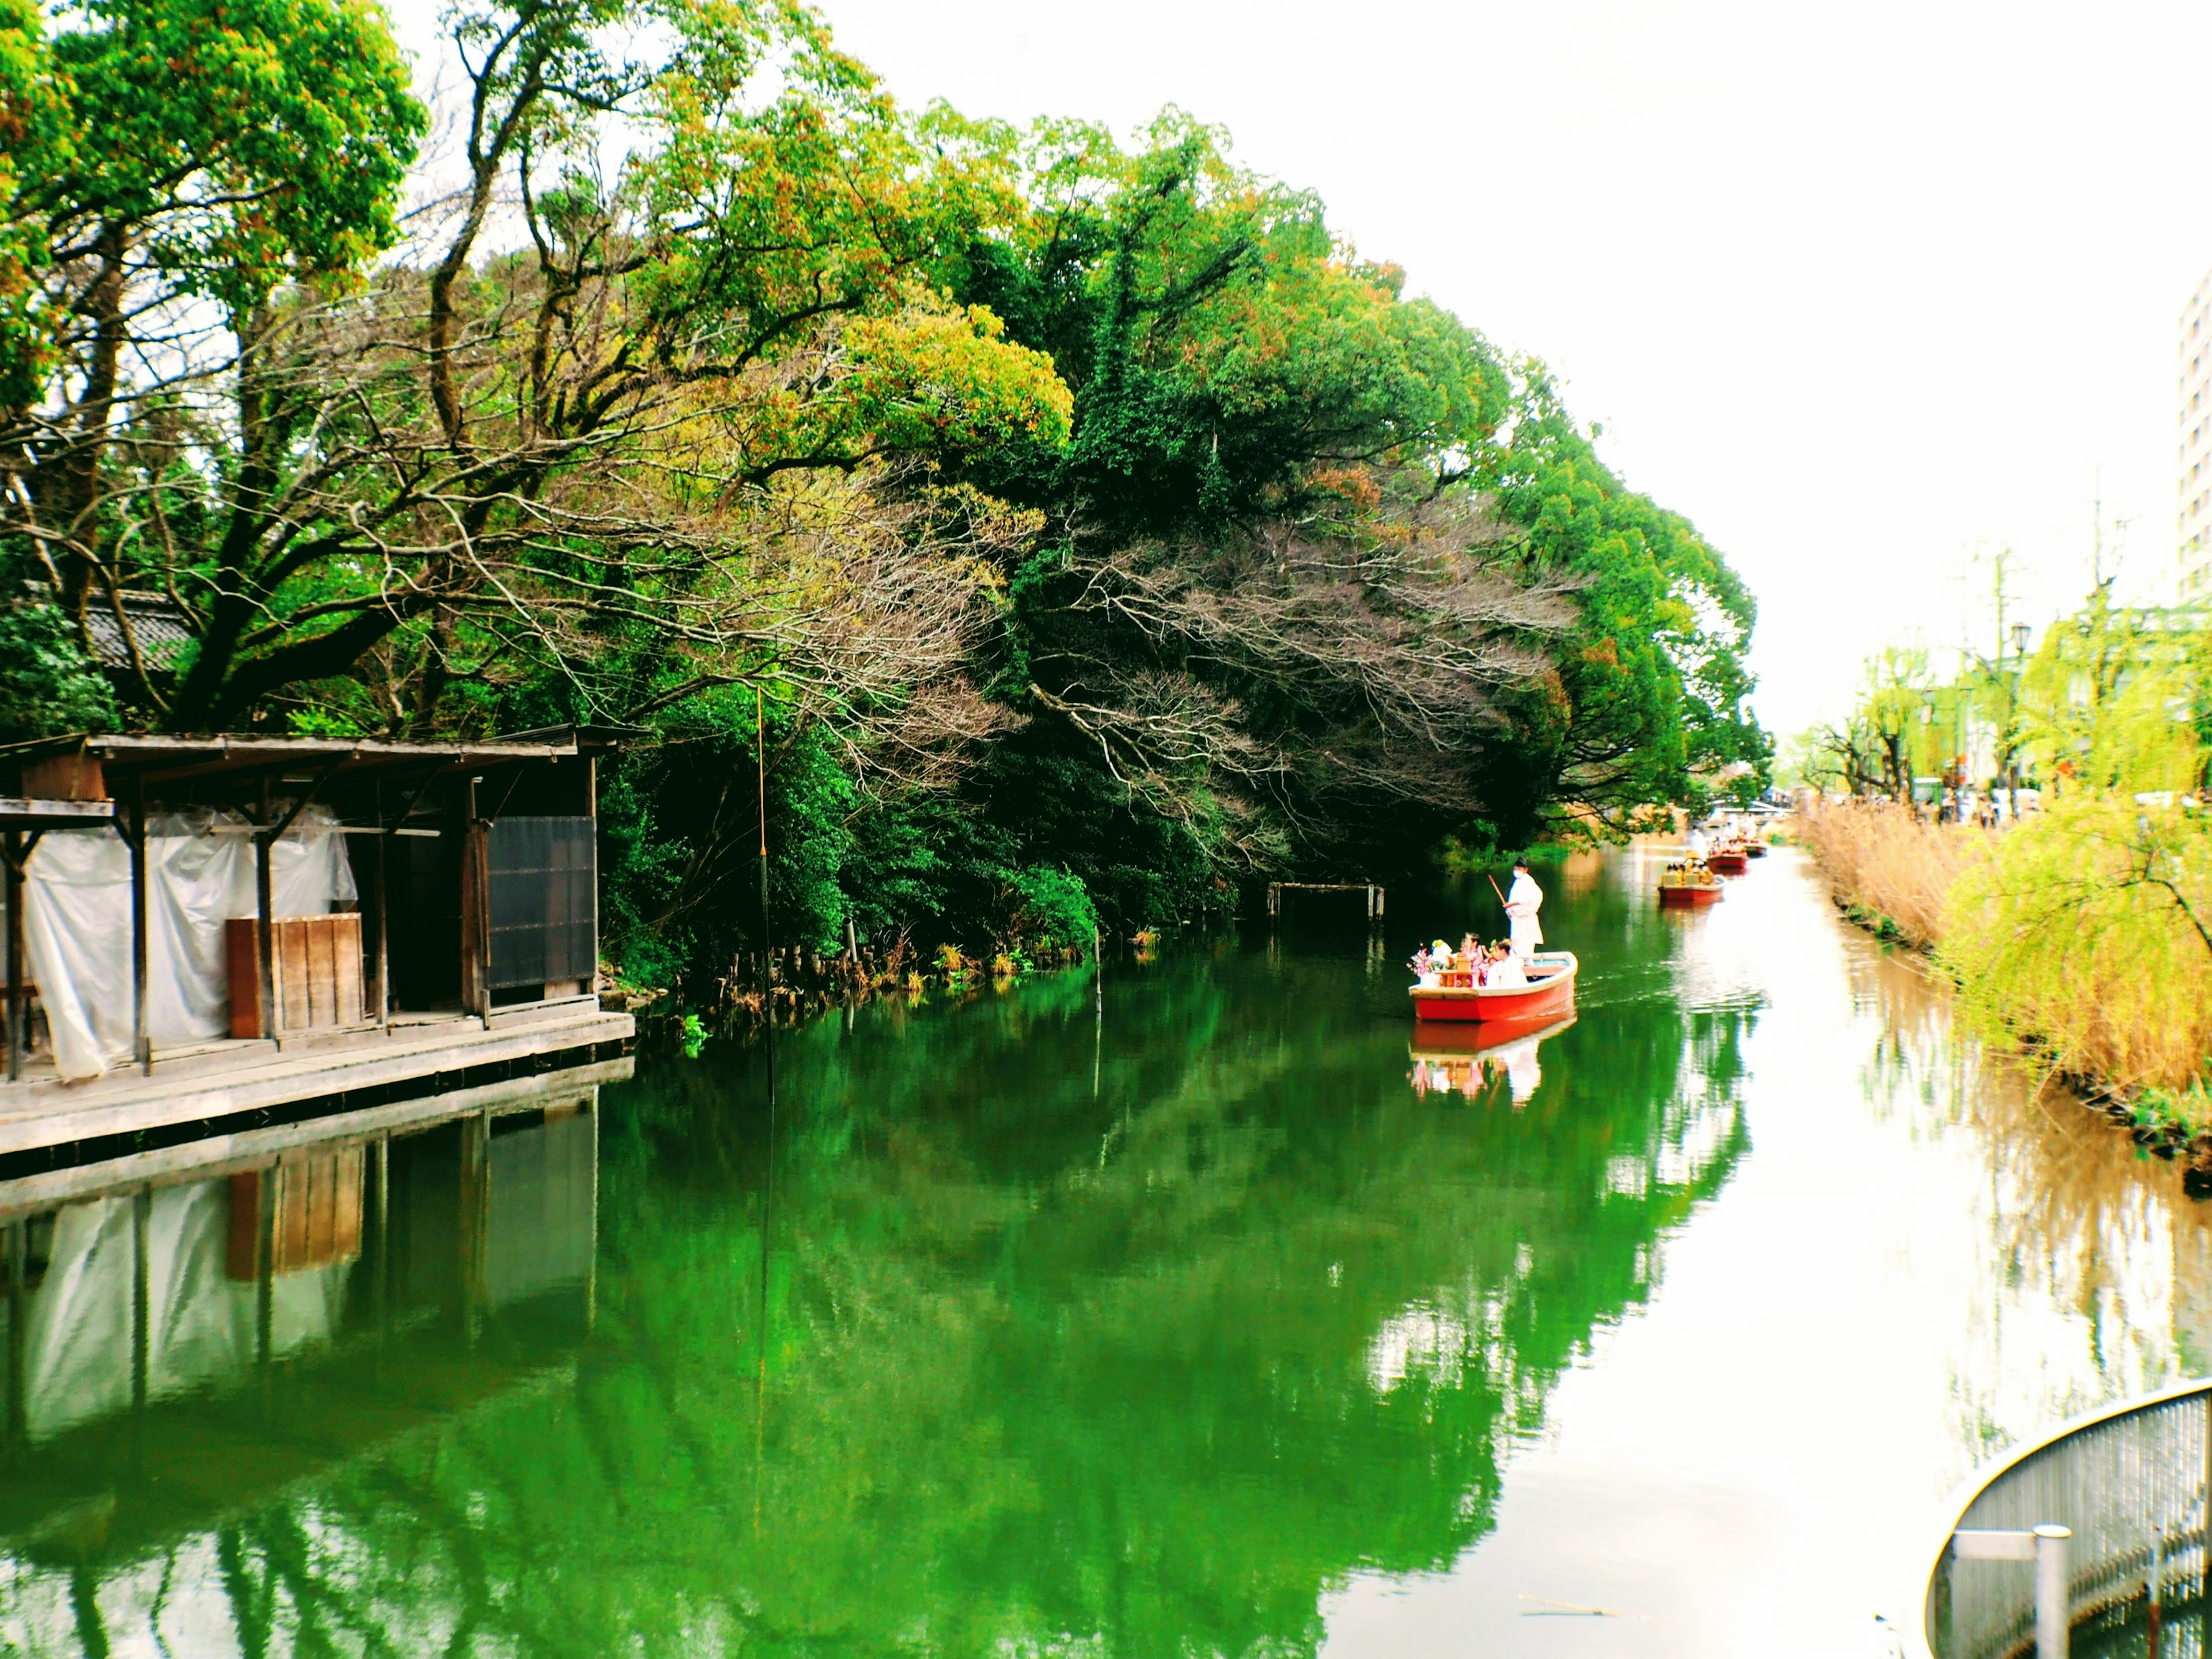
[0, 0, 1766, 978]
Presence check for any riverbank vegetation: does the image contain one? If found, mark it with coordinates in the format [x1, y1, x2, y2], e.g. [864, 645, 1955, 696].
[1802, 586, 2212, 1114]
[0, 0, 1766, 996]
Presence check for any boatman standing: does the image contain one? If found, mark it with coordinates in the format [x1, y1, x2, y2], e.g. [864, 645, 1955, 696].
[1503, 857, 1544, 963]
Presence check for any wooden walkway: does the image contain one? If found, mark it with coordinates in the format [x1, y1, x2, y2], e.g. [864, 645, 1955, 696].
[0, 1001, 634, 1161]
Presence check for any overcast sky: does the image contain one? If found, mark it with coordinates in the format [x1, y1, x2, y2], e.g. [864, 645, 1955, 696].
[392, 1, 2212, 735]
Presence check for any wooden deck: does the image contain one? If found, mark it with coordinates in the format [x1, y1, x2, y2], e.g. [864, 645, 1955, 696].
[0, 998, 634, 1161]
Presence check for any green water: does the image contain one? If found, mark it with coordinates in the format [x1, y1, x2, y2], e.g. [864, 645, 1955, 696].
[2, 849, 2205, 1657]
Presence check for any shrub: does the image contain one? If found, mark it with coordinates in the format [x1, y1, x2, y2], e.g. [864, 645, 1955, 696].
[1001, 864, 1099, 956]
[1942, 795, 2212, 1093]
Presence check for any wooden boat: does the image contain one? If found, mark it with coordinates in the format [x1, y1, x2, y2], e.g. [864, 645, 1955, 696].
[1658, 864, 1724, 907]
[1705, 846, 1749, 874]
[1407, 951, 1576, 1024]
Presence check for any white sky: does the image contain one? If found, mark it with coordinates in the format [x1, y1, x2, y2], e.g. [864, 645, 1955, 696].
[386, 0, 2212, 736]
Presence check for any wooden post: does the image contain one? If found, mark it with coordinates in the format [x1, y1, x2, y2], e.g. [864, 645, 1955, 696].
[370, 779, 390, 1029]
[586, 752, 599, 992]
[460, 775, 489, 1019]
[1374, 886, 1384, 918]
[1267, 882, 1281, 918]
[255, 779, 276, 1044]
[130, 779, 149, 1073]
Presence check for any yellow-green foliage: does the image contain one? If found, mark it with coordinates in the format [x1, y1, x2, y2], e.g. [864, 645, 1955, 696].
[1805, 591, 2212, 1095]
[1942, 795, 2212, 1092]
[2017, 592, 2209, 795]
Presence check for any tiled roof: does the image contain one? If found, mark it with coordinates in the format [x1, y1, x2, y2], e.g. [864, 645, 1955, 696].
[81, 592, 195, 668]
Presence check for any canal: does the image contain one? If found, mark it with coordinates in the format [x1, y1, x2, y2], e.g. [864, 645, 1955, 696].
[0, 848, 2203, 1657]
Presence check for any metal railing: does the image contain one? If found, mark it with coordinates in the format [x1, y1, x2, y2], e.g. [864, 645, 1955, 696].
[1919, 1378, 2212, 1658]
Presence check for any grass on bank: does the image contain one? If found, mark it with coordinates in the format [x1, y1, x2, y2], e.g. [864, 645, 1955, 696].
[1798, 794, 2212, 1097]
[1941, 795, 2212, 1096]
[1793, 797, 1970, 952]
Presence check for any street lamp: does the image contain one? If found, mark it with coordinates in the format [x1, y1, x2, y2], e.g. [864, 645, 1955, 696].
[2004, 623, 2032, 821]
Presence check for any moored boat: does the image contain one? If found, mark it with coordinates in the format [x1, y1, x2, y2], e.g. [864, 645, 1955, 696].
[1407, 951, 1577, 1024]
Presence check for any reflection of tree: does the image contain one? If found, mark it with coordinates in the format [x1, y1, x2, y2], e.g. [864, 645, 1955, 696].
[1851, 945, 2197, 1464]
[12, 955, 1753, 1658]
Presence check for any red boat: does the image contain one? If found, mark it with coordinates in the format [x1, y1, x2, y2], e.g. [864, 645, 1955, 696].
[1407, 952, 1577, 1023]
[1659, 875, 1723, 907]
[1705, 847, 1749, 874]
[1411, 1012, 1576, 1055]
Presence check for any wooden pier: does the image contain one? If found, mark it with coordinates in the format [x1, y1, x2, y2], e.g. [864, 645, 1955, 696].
[1266, 881, 1385, 921]
[0, 999, 632, 1164]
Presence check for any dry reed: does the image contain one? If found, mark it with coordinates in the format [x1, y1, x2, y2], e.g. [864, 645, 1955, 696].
[1800, 794, 2212, 1096]
[1793, 796, 1979, 951]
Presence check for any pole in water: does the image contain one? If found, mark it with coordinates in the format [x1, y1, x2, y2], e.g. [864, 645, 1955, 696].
[752, 681, 776, 1533]
[756, 685, 775, 1050]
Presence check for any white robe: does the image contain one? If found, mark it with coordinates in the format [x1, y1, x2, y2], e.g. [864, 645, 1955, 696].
[1505, 870, 1544, 960]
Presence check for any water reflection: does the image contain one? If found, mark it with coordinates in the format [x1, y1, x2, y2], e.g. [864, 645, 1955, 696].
[0, 1078, 601, 1653]
[4, 852, 2207, 1658]
[1408, 1014, 1575, 1104]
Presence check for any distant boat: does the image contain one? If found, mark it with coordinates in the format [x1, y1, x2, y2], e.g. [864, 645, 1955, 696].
[1706, 846, 1749, 875]
[1744, 840, 1769, 858]
[1659, 865, 1724, 907]
[1407, 952, 1577, 1023]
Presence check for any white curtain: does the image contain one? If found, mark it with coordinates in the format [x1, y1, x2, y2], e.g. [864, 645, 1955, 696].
[20, 808, 359, 1080]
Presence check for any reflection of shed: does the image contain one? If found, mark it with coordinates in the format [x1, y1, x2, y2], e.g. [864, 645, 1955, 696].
[0, 1068, 608, 1509]
[0, 731, 619, 1086]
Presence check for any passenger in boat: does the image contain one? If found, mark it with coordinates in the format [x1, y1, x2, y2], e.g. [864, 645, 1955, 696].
[1485, 945, 1527, 988]
[1504, 859, 1544, 963]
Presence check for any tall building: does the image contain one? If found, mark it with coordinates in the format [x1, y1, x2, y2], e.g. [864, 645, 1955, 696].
[2180, 269, 2212, 599]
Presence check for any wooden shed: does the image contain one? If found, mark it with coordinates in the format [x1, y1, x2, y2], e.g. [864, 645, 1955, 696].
[0, 729, 624, 1085]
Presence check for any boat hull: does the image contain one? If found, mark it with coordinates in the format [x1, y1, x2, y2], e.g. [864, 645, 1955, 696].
[1659, 882, 1722, 908]
[1706, 851, 1748, 874]
[1408, 953, 1577, 1023]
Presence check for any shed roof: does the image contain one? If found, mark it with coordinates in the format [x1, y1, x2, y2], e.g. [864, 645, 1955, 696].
[0, 732, 585, 796]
